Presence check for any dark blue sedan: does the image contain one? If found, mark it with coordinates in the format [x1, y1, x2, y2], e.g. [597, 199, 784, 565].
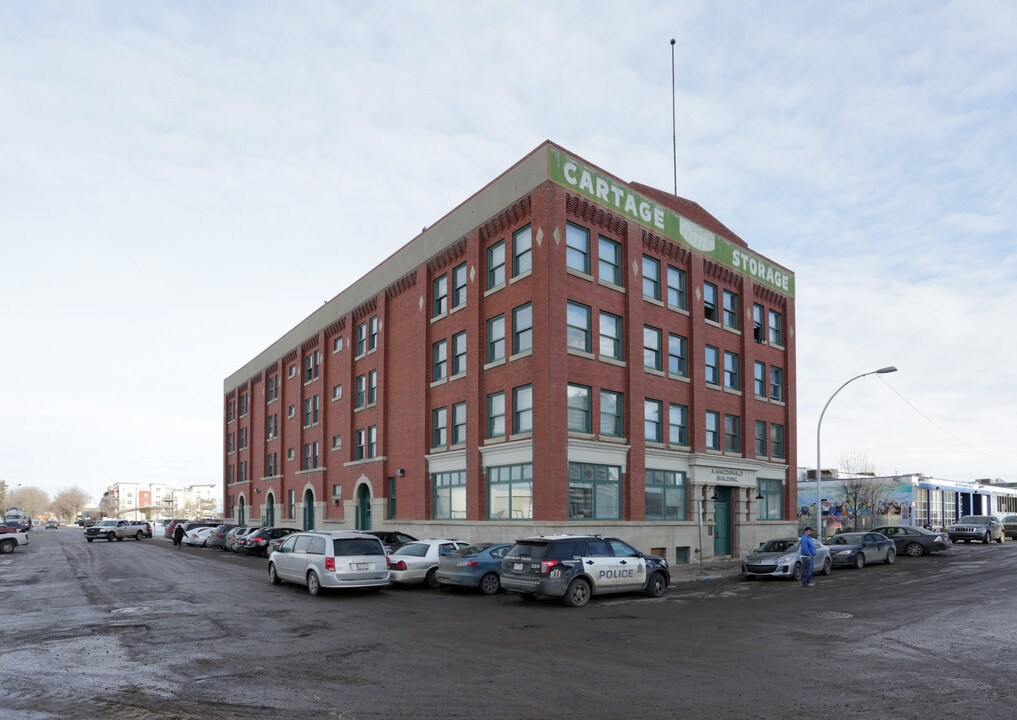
[435, 543, 511, 594]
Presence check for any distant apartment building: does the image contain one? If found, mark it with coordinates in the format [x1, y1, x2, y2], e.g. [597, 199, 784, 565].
[223, 141, 797, 561]
[100, 482, 219, 520]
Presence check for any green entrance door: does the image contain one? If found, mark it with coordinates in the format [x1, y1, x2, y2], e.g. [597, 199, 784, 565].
[237, 496, 246, 525]
[302, 489, 315, 531]
[265, 495, 275, 527]
[356, 484, 372, 531]
[713, 486, 732, 556]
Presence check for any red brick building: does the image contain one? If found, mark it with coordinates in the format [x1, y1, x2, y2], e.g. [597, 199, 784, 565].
[223, 141, 797, 561]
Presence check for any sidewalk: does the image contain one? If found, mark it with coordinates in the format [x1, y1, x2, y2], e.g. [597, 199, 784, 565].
[669, 557, 743, 583]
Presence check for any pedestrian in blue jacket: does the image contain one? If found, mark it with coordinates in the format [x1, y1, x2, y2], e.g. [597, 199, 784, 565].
[800, 527, 818, 587]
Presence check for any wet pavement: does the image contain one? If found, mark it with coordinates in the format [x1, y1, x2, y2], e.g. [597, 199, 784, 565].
[2, 528, 1015, 719]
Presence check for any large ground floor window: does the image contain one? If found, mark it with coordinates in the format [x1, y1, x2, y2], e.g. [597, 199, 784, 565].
[432, 470, 466, 519]
[488, 463, 533, 519]
[568, 462, 620, 520]
[645, 469, 687, 520]
[756, 478, 782, 520]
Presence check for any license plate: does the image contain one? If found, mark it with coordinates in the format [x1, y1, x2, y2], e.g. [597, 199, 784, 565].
[514, 563, 523, 571]
[354, 563, 371, 571]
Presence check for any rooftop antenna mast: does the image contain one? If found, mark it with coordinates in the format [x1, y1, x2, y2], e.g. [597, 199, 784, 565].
[670, 38, 677, 196]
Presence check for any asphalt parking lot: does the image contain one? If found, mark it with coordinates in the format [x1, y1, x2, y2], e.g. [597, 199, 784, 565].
[2, 528, 1015, 720]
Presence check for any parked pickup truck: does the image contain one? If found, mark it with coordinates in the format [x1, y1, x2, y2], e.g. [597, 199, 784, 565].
[0, 529, 29, 554]
[84, 519, 149, 542]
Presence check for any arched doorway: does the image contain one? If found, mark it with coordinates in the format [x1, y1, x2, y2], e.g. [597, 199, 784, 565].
[265, 494, 275, 527]
[237, 496, 246, 525]
[302, 488, 315, 530]
[356, 484, 372, 531]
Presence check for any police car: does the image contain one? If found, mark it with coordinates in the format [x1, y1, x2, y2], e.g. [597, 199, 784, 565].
[500, 534, 669, 607]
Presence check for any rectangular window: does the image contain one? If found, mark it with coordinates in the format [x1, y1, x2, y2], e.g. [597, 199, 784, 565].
[668, 333, 687, 377]
[768, 309, 784, 346]
[722, 290, 739, 329]
[239, 393, 248, 416]
[667, 266, 687, 309]
[266, 414, 277, 440]
[487, 240, 505, 289]
[642, 255, 661, 300]
[332, 336, 343, 353]
[487, 391, 505, 439]
[600, 390, 623, 437]
[227, 400, 235, 422]
[303, 395, 319, 426]
[568, 462, 621, 520]
[356, 322, 367, 356]
[355, 429, 366, 460]
[368, 317, 379, 351]
[488, 463, 534, 520]
[643, 325, 662, 371]
[368, 426, 377, 458]
[487, 315, 505, 362]
[566, 301, 591, 352]
[288, 489, 295, 519]
[705, 411, 720, 450]
[452, 263, 467, 308]
[668, 404, 688, 446]
[433, 275, 448, 317]
[388, 476, 397, 520]
[513, 303, 532, 354]
[302, 441, 319, 470]
[770, 423, 785, 459]
[368, 370, 377, 404]
[513, 385, 533, 433]
[304, 350, 320, 382]
[566, 222, 590, 274]
[266, 452, 277, 476]
[753, 303, 765, 343]
[770, 366, 784, 402]
[724, 414, 741, 453]
[432, 339, 448, 381]
[332, 435, 342, 451]
[287, 404, 295, 419]
[757, 478, 782, 520]
[754, 361, 766, 397]
[645, 469, 687, 521]
[432, 407, 448, 448]
[355, 375, 366, 408]
[239, 427, 247, 449]
[755, 420, 767, 456]
[332, 384, 342, 401]
[644, 399, 663, 443]
[724, 351, 740, 390]
[266, 375, 278, 402]
[239, 460, 247, 482]
[704, 282, 718, 322]
[452, 402, 467, 445]
[599, 312, 622, 360]
[452, 331, 467, 375]
[705, 345, 720, 385]
[598, 237, 622, 286]
[567, 384, 591, 433]
[513, 224, 532, 276]
[432, 471, 466, 520]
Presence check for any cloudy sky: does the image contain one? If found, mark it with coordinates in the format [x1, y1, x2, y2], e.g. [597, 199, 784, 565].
[2, 1, 1014, 506]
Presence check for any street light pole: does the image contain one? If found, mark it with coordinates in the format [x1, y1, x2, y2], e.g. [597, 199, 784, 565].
[816, 366, 897, 542]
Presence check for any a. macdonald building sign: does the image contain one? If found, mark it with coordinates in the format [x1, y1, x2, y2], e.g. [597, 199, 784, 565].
[548, 147, 795, 297]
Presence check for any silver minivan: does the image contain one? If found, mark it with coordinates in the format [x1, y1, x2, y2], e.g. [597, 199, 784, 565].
[268, 531, 390, 596]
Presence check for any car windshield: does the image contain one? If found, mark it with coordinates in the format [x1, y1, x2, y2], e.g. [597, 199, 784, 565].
[95, 520, 116, 527]
[758, 540, 797, 553]
[333, 538, 384, 556]
[452, 544, 493, 557]
[829, 533, 865, 545]
[393, 542, 431, 557]
[957, 516, 988, 525]
[1004, 516, 1017, 523]
[506, 541, 548, 560]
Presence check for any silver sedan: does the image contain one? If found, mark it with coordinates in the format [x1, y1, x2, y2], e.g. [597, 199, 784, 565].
[742, 537, 832, 581]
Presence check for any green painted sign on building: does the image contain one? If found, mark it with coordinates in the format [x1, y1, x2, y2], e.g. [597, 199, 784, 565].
[548, 147, 795, 297]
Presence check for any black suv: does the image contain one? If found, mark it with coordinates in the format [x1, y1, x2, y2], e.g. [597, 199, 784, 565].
[365, 530, 419, 554]
[501, 534, 669, 607]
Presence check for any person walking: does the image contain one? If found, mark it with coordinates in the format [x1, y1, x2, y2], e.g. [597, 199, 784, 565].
[800, 526, 818, 587]
[173, 522, 185, 548]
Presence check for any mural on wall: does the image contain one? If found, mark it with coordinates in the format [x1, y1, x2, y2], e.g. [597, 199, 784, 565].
[797, 476, 915, 529]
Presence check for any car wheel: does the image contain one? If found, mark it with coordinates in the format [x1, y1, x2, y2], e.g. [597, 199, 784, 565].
[478, 572, 501, 595]
[0, 539, 15, 554]
[822, 558, 832, 575]
[792, 563, 803, 582]
[563, 578, 591, 607]
[306, 571, 321, 596]
[269, 563, 281, 585]
[885, 549, 896, 564]
[135, 531, 144, 541]
[996, 533, 1005, 544]
[854, 553, 865, 569]
[425, 567, 441, 589]
[983, 532, 991, 544]
[645, 572, 667, 598]
[107, 533, 115, 542]
[905, 542, 925, 557]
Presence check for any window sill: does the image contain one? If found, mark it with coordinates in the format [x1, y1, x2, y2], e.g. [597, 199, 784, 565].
[510, 269, 532, 284]
[567, 431, 596, 440]
[449, 372, 466, 383]
[429, 312, 448, 324]
[296, 467, 326, 475]
[599, 355, 626, 367]
[484, 283, 506, 298]
[343, 456, 386, 468]
[668, 373, 690, 383]
[644, 367, 665, 377]
[598, 435, 627, 443]
[667, 304, 689, 316]
[567, 348, 596, 360]
[510, 349, 533, 362]
[484, 358, 506, 370]
[566, 267, 594, 282]
[723, 325, 742, 336]
[430, 378, 448, 388]
[598, 279, 625, 293]
[705, 382, 723, 392]
[705, 318, 721, 328]
[723, 387, 743, 396]
[482, 436, 508, 445]
[644, 296, 665, 308]
[509, 432, 533, 441]
[770, 399, 786, 407]
[645, 441, 667, 449]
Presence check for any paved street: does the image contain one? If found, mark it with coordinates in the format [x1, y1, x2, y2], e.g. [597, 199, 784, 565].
[2, 528, 1015, 720]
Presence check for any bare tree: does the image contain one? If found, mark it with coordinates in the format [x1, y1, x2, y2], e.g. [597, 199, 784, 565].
[7, 486, 51, 519]
[837, 475, 895, 530]
[839, 451, 877, 475]
[52, 486, 93, 522]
